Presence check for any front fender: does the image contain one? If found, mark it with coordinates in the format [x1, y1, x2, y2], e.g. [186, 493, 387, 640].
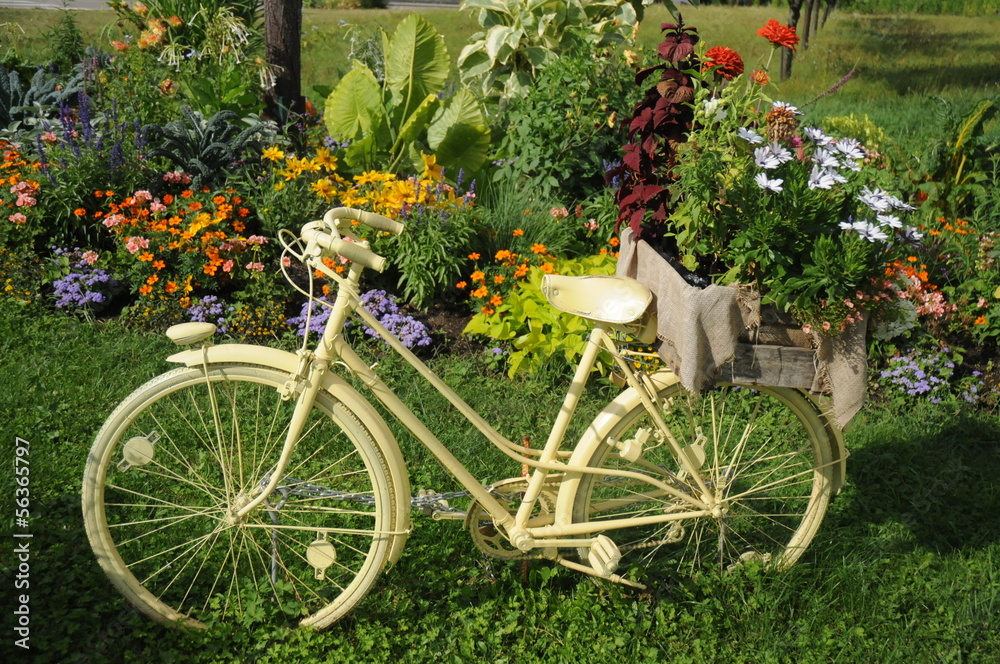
[167, 344, 411, 566]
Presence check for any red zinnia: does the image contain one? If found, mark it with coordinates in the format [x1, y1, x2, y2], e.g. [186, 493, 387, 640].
[702, 46, 744, 80]
[757, 19, 799, 51]
[750, 69, 770, 85]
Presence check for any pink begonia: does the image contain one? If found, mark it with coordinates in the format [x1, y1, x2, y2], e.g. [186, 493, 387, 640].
[246, 262, 264, 272]
[16, 194, 36, 207]
[125, 236, 149, 254]
[801, 324, 812, 334]
[150, 199, 167, 213]
[41, 131, 58, 143]
[133, 190, 153, 204]
[550, 207, 570, 218]
[583, 219, 599, 232]
[8, 212, 27, 223]
[822, 321, 831, 331]
[281, 256, 292, 268]
[246, 235, 268, 245]
[222, 259, 235, 273]
[81, 251, 99, 265]
[103, 214, 126, 228]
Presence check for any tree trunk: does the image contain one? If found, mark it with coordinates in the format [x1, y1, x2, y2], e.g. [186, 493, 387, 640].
[264, 0, 305, 126]
[780, 0, 803, 81]
[812, 0, 822, 38]
[822, 0, 838, 28]
[801, 0, 814, 51]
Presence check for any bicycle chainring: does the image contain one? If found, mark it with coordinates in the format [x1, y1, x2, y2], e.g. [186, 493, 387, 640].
[466, 478, 557, 560]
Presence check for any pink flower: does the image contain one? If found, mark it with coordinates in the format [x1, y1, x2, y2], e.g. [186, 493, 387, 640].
[843, 298, 854, 309]
[41, 132, 58, 143]
[801, 324, 812, 334]
[978, 297, 987, 308]
[133, 190, 153, 204]
[103, 214, 126, 228]
[583, 219, 599, 232]
[81, 250, 99, 264]
[125, 236, 149, 254]
[281, 256, 292, 268]
[150, 199, 167, 213]
[222, 259, 235, 273]
[246, 262, 264, 272]
[822, 321, 831, 331]
[550, 207, 570, 219]
[246, 235, 268, 245]
[8, 212, 27, 224]
[15, 194, 36, 207]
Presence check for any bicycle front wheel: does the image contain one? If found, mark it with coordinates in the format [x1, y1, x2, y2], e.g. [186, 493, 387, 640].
[567, 374, 834, 575]
[83, 364, 399, 629]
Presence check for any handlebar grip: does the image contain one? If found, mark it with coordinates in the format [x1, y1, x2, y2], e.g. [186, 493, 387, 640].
[325, 207, 404, 236]
[301, 225, 387, 273]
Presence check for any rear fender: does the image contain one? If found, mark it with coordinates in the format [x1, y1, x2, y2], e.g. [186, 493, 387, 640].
[167, 344, 411, 565]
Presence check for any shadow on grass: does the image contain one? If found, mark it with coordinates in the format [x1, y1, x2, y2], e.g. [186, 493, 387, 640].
[838, 17, 1000, 94]
[827, 408, 1000, 554]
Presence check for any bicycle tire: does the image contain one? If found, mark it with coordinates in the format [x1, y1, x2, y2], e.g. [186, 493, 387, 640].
[83, 363, 398, 629]
[564, 373, 835, 575]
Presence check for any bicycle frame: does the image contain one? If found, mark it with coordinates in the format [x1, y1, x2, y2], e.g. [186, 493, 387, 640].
[230, 243, 717, 564]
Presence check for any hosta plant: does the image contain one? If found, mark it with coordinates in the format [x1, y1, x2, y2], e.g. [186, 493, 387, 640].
[324, 14, 490, 178]
[457, 0, 660, 103]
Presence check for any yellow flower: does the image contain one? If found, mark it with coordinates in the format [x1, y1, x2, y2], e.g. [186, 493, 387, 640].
[420, 151, 444, 182]
[354, 170, 384, 185]
[311, 178, 336, 201]
[273, 181, 285, 191]
[313, 148, 338, 172]
[262, 146, 285, 161]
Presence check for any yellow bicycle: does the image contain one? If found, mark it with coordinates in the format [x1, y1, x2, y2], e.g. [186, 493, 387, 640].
[82, 207, 845, 629]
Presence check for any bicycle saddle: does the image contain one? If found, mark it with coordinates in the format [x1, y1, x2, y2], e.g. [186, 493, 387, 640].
[542, 274, 652, 325]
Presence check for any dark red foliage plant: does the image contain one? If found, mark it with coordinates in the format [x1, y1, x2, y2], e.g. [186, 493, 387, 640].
[608, 19, 700, 246]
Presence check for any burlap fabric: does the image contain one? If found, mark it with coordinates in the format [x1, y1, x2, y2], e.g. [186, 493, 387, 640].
[616, 228, 867, 428]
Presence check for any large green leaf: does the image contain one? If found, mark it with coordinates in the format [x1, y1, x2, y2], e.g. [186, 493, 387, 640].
[427, 90, 490, 176]
[427, 88, 486, 150]
[323, 64, 384, 141]
[391, 93, 440, 155]
[384, 15, 449, 122]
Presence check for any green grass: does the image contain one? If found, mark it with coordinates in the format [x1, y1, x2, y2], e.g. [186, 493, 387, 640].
[2, 298, 998, 663]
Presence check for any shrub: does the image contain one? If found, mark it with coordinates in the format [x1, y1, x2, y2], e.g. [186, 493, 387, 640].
[490, 51, 642, 205]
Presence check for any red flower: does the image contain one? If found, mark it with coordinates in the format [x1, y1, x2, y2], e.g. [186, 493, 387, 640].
[750, 69, 770, 85]
[702, 46, 744, 80]
[757, 19, 799, 51]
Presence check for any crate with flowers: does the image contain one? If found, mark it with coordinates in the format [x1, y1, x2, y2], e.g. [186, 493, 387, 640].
[609, 19, 926, 426]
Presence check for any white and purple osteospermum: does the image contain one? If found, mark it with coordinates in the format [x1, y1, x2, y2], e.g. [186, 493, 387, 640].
[807, 165, 836, 190]
[772, 101, 802, 115]
[877, 213, 903, 229]
[834, 137, 866, 160]
[737, 127, 764, 144]
[885, 193, 917, 211]
[900, 226, 925, 242]
[803, 126, 833, 145]
[811, 147, 840, 169]
[754, 145, 781, 169]
[858, 186, 893, 212]
[755, 172, 784, 192]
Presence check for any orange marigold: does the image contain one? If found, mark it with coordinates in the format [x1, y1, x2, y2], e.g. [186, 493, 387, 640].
[471, 286, 489, 298]
[512, 229, 525, 237]
[490, 295, 503, 307]
[531, 243, 547, 254]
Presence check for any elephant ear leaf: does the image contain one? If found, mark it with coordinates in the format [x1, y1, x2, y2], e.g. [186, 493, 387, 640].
[384, 14, 449, 121]
[324, 63, 384, 141]
[427, 88, 491, 177]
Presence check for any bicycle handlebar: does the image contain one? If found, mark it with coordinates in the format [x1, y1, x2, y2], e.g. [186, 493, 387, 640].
[324, 207, 404, 236]
[300, 207, 405, 274]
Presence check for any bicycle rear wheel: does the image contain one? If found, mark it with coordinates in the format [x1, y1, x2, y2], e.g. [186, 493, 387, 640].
[83, 364, 398, 629]
[566, 375, 834, 575]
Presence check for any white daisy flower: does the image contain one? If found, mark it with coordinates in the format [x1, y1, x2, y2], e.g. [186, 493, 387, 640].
[754, 146, 781, 169]
[755, 172, 784, 192]
[811, 148, 840, 169]
[900, 226, 924, 242]
[771, 143, 794, 164]
[803, 126, 833, 145]
[808, 165, 836, 190]
[877, 213, 903, 228]
[885, 194, 917, 211]
[737, 127, 764, 144]
[833, 137, 866, 160]
[771, 101, 802, 115]
[858, 186, 892, 212]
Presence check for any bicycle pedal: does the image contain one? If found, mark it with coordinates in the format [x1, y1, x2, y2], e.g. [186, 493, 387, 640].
[588, 535, 621, 577]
